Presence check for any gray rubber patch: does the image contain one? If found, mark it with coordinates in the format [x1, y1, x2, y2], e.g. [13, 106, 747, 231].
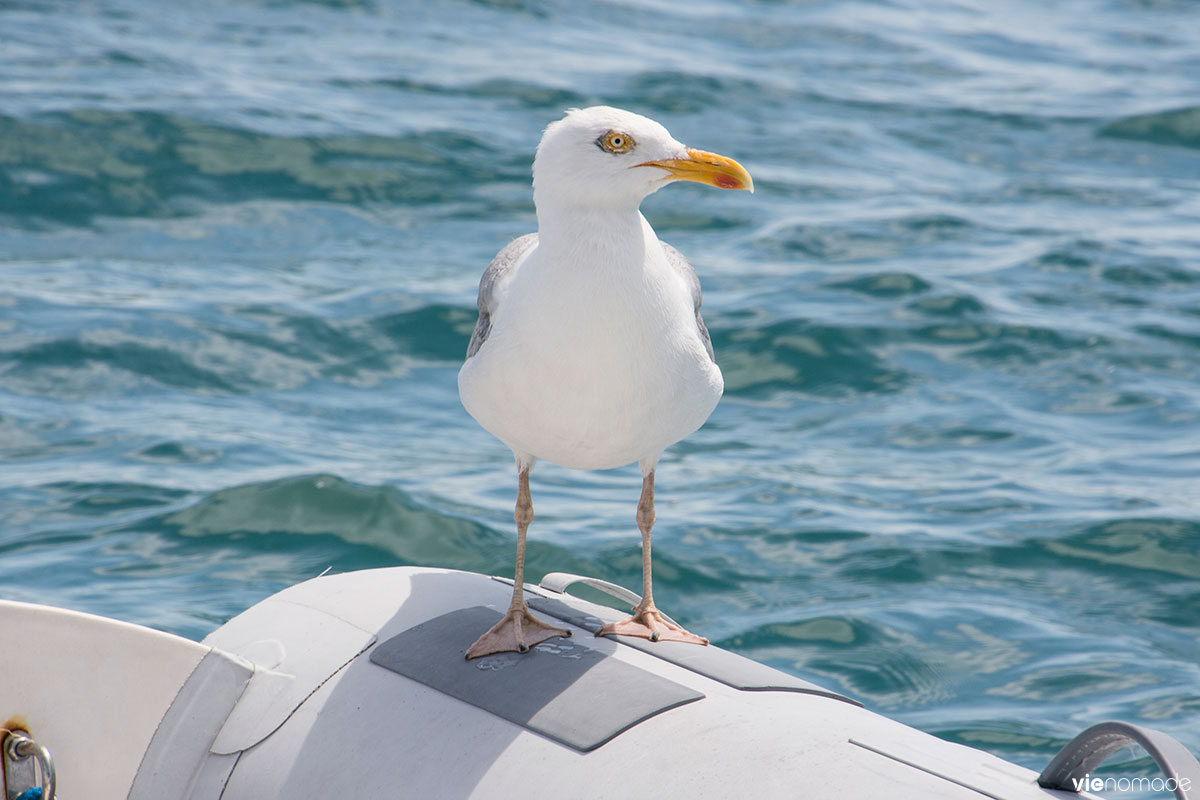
[369, 605, 704, 752]
[526, 595, 861, 707]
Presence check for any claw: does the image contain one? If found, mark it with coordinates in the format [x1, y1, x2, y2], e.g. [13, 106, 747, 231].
[596, 604, 708, 646]
[465, 606, 571, 659]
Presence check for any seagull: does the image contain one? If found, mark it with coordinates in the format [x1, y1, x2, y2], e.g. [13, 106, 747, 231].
[458, 106, 753, 659]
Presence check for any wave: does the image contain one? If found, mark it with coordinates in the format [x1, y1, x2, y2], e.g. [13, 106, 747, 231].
[337, 76, 586, 111]
[149, 473, 601, 580]
[827, 271, 933, 298]
[914, 321, 1103, 366]
[711, 318, 909, 398]
[0, 301, 473, 398]
[0, 110, 521, 225]
[1043, 518, 1200, 581]
[1100, 105, 1200, 150]
[729, 614, 951, 708]
[754, 213, 979, 263]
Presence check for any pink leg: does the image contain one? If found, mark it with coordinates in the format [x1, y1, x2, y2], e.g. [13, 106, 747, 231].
[597, 471, 708, 646]
[466, 467, 571, 659]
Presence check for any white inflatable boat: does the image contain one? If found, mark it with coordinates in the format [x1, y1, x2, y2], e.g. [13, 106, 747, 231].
[3, 566, 1197, 799]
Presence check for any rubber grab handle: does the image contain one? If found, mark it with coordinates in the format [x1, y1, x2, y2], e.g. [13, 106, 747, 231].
[539, 572, 643, 606]
[1038, 720, 1200, 800]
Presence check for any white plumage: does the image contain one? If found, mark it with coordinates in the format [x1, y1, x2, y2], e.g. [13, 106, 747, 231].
[458, 217, 721, 472]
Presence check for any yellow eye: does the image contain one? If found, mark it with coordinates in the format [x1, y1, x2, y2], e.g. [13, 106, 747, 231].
[598, 130, 636, 154]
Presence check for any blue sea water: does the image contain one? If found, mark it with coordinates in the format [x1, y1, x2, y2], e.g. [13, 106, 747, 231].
[3, 0, 1200, 781]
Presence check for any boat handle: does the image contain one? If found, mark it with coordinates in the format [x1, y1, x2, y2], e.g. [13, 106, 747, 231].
[539, 572, 643, 606]
[538, 572, 683, 629]
[1037, 720, 1200, 800]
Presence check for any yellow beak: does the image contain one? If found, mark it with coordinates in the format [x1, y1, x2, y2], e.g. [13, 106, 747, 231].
[637, 147, 754, 193]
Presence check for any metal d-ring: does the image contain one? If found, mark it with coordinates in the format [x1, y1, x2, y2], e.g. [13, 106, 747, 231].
[5, 731, 56, 800]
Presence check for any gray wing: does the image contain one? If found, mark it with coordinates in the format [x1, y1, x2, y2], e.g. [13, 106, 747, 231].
[661, 241, 716, 363]
[466, 233, 538, 359]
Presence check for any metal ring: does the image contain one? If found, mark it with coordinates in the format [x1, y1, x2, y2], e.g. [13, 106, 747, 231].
[5, 731, 56, 800]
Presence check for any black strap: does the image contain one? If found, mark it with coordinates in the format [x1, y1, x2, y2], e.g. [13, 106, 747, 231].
[1037, 720, 1200, 800]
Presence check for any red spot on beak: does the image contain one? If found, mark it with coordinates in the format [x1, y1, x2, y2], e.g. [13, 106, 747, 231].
[713, 174, 742, 190]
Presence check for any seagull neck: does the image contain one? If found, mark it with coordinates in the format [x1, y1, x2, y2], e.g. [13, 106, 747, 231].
[534, 202, 648, 258]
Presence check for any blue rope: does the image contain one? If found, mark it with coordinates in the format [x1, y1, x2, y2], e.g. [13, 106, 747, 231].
[15, 789, 43, 800]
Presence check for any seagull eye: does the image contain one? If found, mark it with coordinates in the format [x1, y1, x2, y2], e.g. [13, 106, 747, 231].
[598, 130, 636, 154]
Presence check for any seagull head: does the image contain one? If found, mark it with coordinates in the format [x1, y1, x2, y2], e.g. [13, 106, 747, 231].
[532, 106, 753, 211]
